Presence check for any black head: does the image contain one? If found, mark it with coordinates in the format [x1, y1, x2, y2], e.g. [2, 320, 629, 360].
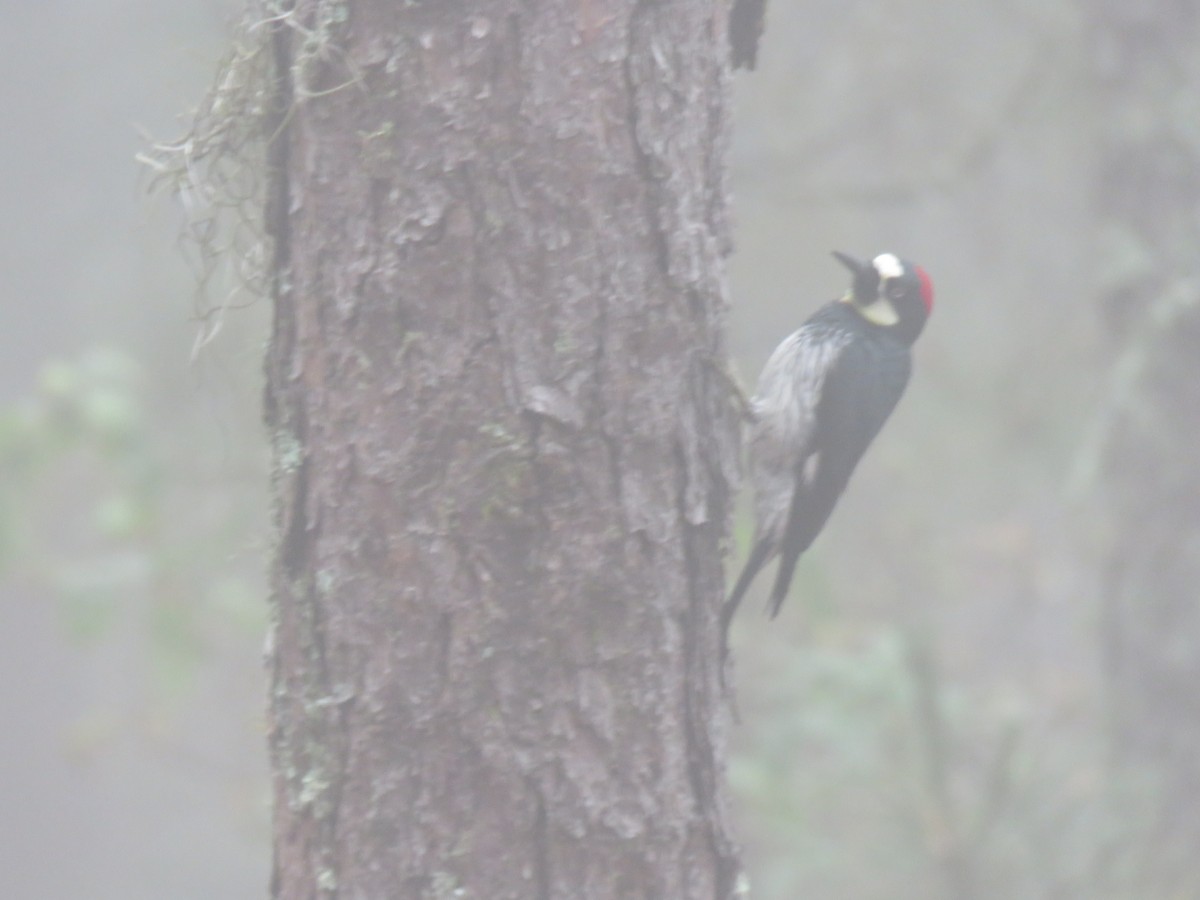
[833, 251, 934, 346]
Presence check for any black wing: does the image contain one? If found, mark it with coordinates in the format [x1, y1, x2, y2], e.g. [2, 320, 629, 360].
[766, 335, 910, 616]
[721, 321, 847, 635]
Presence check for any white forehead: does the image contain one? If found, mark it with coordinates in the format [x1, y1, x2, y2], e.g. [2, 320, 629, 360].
[872, 253, 903, 280]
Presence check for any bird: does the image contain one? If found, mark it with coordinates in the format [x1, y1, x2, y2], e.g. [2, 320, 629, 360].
[721, 251, 933, 643]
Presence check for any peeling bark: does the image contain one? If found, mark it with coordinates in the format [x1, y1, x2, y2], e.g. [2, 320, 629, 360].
[263, 1, 742, 897]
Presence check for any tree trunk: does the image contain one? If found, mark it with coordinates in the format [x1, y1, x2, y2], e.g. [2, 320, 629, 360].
[263, 1, 741, 897]
[1088, 2, 1200, 889]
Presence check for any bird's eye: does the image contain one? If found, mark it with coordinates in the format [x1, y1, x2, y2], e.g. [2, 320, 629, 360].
[885, 281, 905, 299]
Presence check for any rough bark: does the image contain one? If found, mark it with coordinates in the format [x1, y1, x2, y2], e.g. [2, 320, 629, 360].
[1088, 2, 1200, 888]
[262, 1, 741, 897]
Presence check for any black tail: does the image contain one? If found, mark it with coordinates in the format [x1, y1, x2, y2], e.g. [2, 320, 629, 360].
[767, 542, 804, 618]
[766, 474, 822, 618]
[721, 538, 773, 663]
[767, 455, 857, 617]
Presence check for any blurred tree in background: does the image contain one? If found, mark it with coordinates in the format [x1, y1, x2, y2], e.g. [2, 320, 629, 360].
[1085, 0, 1200, 893]
[4, 0, 1200, 897]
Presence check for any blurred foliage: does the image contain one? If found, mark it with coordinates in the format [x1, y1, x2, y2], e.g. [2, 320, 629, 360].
[0, 347, 266, 695]
[730, 621, 1175, 899]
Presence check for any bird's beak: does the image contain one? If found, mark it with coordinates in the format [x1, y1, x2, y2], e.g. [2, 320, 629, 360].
[832, 251, 865, 275]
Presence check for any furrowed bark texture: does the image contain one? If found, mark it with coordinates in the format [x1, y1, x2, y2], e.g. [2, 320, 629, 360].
[263, 1, 741, 897]
[1089, 2, 1200, 887]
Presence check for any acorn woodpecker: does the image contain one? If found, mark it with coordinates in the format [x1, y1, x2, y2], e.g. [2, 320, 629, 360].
[722, 251, 933, 638]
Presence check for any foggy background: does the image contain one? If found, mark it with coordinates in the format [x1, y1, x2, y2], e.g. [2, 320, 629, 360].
[1, 1, 1189, 897]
